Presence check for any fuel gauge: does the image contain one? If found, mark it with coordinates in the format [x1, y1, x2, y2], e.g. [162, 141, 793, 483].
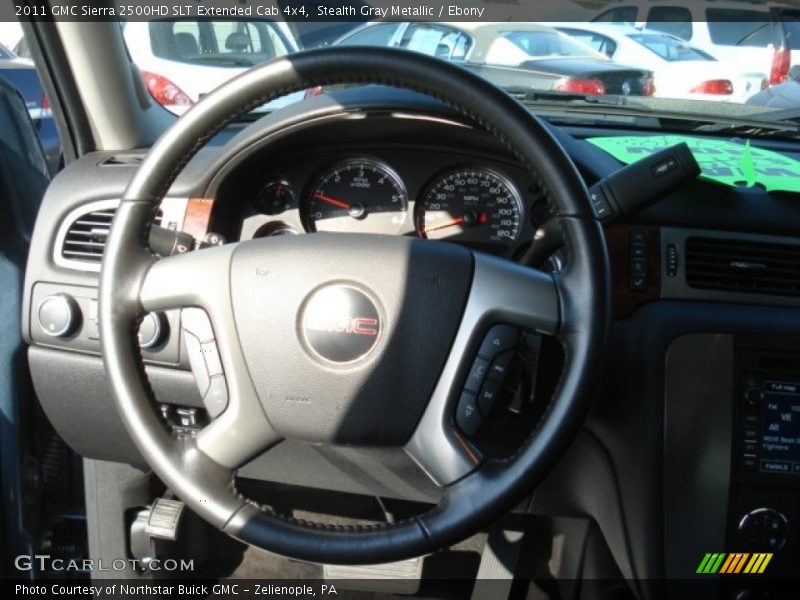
[255, 180, 295, 215]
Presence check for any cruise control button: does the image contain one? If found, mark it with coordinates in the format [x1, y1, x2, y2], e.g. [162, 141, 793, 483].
[201, 341, 223, 376]
[184, 330, 210, 397]
[181, 307, 215, 343]
[478, 325, 518, 359]
[465, 357, 489, 393]
[205, 374, 229, 418]
[456, 392, 482, 436]
[487, 352, 514, 383]
[477, 380, 501, 416]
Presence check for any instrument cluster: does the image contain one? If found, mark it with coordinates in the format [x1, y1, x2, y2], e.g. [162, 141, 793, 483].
[240, 154, 536, 257]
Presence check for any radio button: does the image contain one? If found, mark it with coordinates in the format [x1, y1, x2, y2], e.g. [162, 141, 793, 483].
[478, 325, 518, 359]
[477, 380, 501, 416]
[487, 352, 514, 382]
[744, 388, 763, 406]
[465, 358, 489, 393]
[456, 392, 482, 436]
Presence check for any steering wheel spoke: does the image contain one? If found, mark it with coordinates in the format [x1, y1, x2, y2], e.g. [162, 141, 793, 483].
[406, 253, 560, 486]
[139, 246, 280, 468]
[139, 244, 234, 313]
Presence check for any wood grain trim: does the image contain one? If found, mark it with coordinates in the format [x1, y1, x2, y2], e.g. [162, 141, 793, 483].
[182, 197, 214, 241]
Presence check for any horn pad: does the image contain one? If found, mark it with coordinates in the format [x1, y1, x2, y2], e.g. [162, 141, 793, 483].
[229, 234, 473, 445]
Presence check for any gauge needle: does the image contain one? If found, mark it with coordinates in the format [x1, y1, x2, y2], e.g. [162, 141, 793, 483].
[424, 216, 464, 233]
[313, 192, 351, 210]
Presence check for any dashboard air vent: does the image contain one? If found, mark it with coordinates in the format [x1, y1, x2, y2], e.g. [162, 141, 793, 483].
[60, 204, 162, 264]
[99, 154, 144, 167]
[686, 236, 800, 297]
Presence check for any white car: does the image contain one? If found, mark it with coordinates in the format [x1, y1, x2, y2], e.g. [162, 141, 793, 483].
[588, 0, 800, 86]
[554, 23, 766, 102]
[123, 20, 304, 114]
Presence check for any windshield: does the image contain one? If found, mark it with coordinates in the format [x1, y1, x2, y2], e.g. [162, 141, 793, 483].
[114, 9, 800, 126]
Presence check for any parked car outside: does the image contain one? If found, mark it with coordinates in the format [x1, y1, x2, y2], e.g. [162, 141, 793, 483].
[553, 23, 767, 102]
[747, 63, 800, 107]
[123, 20, 306, 114]
[336, 21, 655, 97]
[0, 43, 59, 173]
[588, 0, 800, 86]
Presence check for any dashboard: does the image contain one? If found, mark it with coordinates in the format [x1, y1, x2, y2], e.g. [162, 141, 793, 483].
[209, 115, 545, 260]
[21, 88, 800, 584]
[240, 155, 531, 253]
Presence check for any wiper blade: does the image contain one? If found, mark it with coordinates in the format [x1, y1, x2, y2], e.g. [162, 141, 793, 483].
[514, 88, 653, 111]
[695, 108, 800, 135]
[191, 56, 256, 67]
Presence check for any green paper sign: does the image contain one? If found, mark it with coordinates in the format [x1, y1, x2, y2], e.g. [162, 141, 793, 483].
[587, 135, 800, 193]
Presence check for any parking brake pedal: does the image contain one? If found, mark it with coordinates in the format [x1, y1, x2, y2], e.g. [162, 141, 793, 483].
[323, 556, 424, 595]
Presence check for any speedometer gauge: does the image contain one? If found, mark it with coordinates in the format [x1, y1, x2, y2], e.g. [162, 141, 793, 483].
[304, 159, 408, 234]
[416, 168, 523, 247]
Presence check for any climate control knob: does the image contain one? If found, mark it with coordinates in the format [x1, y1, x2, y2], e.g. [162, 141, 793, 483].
[738, 507, 789, 551]
[37, 294, 80, 338]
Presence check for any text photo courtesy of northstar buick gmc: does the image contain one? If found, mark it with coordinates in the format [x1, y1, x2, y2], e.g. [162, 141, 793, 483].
[3, 1, 800, 599]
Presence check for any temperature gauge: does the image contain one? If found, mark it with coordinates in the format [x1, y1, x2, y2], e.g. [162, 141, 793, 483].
[255, 180, 295, 215]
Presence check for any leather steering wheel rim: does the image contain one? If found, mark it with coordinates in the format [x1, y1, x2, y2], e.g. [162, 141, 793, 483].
[100, 47, 610, 565]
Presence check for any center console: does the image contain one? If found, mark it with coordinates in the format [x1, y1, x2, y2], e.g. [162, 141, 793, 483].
[664, 334, 800, 584]
[728, 337, 800, 571]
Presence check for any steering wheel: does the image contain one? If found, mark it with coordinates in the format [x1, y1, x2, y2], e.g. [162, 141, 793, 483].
[100, 48, 609, 565]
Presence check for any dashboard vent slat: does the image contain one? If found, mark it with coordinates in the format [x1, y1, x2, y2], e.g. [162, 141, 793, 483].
[686, 236, 800, 297]
[99, 154, 145, 167]
[60, 205, 162, 264]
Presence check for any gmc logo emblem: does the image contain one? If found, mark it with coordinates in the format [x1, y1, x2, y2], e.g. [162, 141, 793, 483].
[301, 285, 382, 363]
[306, 317, 378, 336]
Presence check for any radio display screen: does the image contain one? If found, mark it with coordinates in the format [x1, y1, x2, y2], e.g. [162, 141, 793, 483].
[760, 381, 800, 475]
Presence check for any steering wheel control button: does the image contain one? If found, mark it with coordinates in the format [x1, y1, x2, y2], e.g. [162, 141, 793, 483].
[465, 357, 489, 393]
[183, 330, 210, 395]
[478, 325, 519, 359]
[201, 341, 223, 376]
[301, 285, 381, 364]
[180, 308, 229, 417]
[138, 312, 165, 349]
[738, 508, 790, 551]
[456, 392, 482, 436]
[181, 307, 215, 343]
[487, 352, 514, 383]
[38, 294, 80, 338]
[205, 375, 229, 418]
[477, 381, 501, 416]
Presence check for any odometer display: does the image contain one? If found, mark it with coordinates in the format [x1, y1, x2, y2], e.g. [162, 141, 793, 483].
[416, 168, 523, 247]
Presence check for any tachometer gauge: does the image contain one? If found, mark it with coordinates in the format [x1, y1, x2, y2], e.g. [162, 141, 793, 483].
[304, 159, 408, 234]
[416, 168, 523, 247]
